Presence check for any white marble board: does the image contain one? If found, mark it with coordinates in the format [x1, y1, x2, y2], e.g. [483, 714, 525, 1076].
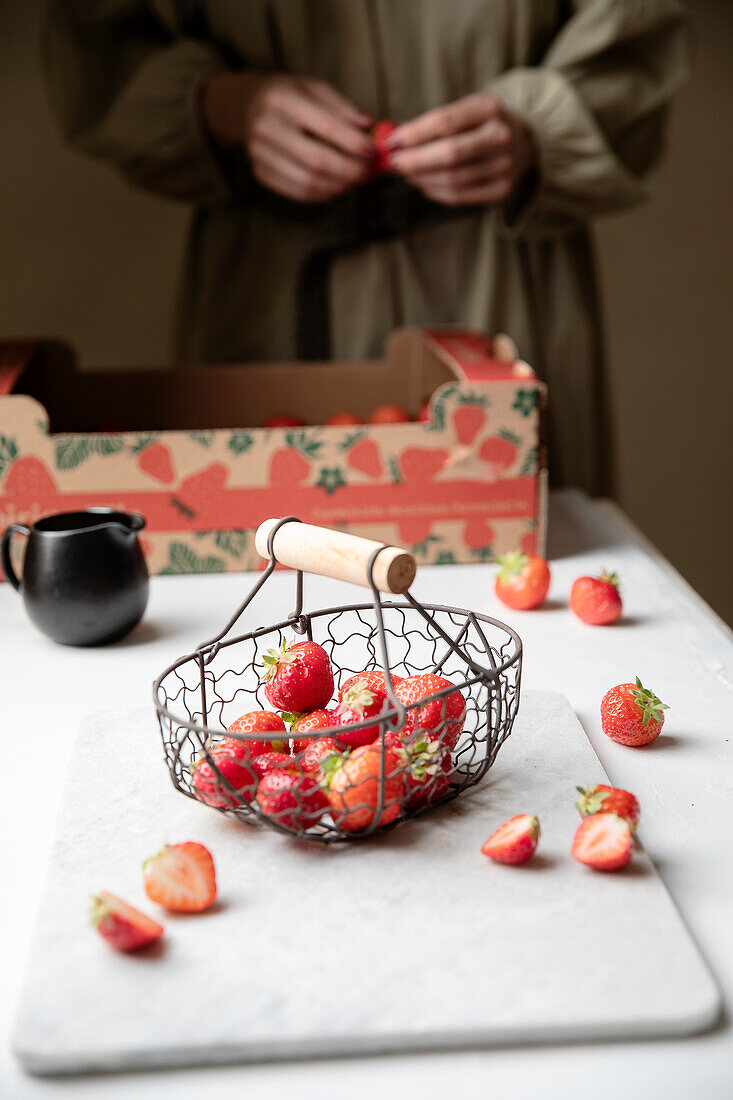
[13, 691, 720, 1075]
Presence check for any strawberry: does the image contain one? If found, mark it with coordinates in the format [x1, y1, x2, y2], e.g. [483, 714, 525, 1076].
[142, 842, 216, 913]
[323, 743, 405, 832]
[265, 415, 306, 428]
[335, 683, 392, 749]
[570, 571, 622, 625]
[576, 784, 640, 829]
[225, 711, 288, 756]
[261, 639, 334, 713]
[299, 735, 343, 775]
[371, 119, 397, 172]
[369, 403, 410, 424]
[288, 708, 335, 753]
[347, 438, 383, 478]
[600, 678, 669, 747]
[394, 674, 466, 750]
[269, 448, 311, 485]
[252, 751, 295, 779]
[494, 551, 550, 610]
[418, 400, 432, 423]
[481, 814, 540, 865]
[3, 455, 58, 509]
[453, 405, 486, 446]
[479, 430, 520, 473]
[572, 813, 633, 871]
[136, 442, 175, 484]
[399, 447, 448, 481]
[90, 891, 164, 952]
[191, 745, 258, 808]
[325, 411, 362, 426]
[387, 732, 453, 809]
[339, 670, 402, 701]
[256, 768, 328, 832]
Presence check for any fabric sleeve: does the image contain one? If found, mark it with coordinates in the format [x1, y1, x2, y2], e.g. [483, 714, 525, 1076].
[41, 1, 241, 204]
[486, 0, 691, 235]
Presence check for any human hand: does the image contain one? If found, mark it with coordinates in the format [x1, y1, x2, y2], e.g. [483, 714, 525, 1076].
[203, 72, 374, 202]
[386, 94, 535, 206]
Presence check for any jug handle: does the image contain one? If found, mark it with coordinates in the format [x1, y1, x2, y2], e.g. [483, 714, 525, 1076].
[1, 524, 30, 591]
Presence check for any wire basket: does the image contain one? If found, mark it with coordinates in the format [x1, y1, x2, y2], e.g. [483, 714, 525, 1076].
[153, 518, 522, 843]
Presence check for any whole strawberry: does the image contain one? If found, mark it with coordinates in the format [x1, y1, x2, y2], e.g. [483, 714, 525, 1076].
[335, 682, 392, 749]
[255, 768, 328, 833]
[388, 732, 453, 809]
[339, 669, 402, 702]
[192, 745, 257, 808]
[576, 783, 640, 829]
[481, 814, 540, 865]
[601, 677, 669, 747]
[570, 571, 622, 625]
[572, 813, 633, 872]
[90, 892, 164, 953]
[252, 751, 295, 780]
[225, 710, 288, 756]
[299, 735, 343, 775]
[394, 674, 466, 749]
[371, 119, 397, 173]
[261, 639, 334, 713]
[494, 552, 550, 610]
[288, 708, 336, 753]
[324, 744, 406, 832]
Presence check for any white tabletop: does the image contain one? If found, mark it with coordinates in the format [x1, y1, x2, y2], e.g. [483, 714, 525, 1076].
[2, 489, 731, 1099]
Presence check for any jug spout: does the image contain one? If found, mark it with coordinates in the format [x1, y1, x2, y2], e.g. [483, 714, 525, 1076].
[117, 512, 146, 533]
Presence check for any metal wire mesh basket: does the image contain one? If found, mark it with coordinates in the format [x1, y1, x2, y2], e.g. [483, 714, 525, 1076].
[153, 517, 522, 843]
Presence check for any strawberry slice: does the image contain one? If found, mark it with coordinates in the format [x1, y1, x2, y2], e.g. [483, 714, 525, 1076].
[481, 813, 540, 864]
[90, 891, 164, 952]
[143, 842, 217, 912]
[571, 813, 633, 871]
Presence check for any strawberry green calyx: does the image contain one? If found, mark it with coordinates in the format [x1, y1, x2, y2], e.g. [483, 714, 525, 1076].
[495, 551, 528, 582]
[318, 750, 348, 788]
[341, 685, 377, 715]
[575, 785, 609, 817]
[280, 711, 305, 730]
[627, 677, 669, 726]
[599, 570, 620, 590]
[89, 893, 109, 928]
[260, 638, 296, 682]
[395, 737, 443, 780]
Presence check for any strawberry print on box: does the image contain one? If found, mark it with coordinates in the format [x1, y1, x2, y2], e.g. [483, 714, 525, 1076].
[0, 330, 546, 579]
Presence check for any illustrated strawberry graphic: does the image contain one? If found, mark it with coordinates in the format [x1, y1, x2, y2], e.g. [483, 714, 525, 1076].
[191, 744, 258, 808]
[397, 518, 434, 545]
[225, 711, 288, 756]
[268, 448, 311, 485]
[323, 743, 406, 832]
[481, 814, 540, 865]
[371, 119, 397, 173]
[299, 735, 343, 775]
[572, 813, 633, 872]
[520, 529, 537, 555]
[394, 674, 467, 749]
[387, 732, 453, 809]
[137, 442, 175, 484]
[260, 638, 334, 713]
[3, 455, 58, 509]
[347, 438, 383, 478]
[464, 517, 496, 550]
[177, 462, 228, 518]
[453, 405, 487, 446]
[143, 842, 216, 913]
[338, 669, 402, 702]
[252, 751, 296, 780]
[288, 708, 336, 753]
[576, 784, 640, 829]
[399, 447, 449, 481]
[570, 571, 623, 626]
[479, 431, 520, 474]
[600, 677, 669, 747]
[255, 768, 329, 832]
[90, 892, 164, 953]
[334, 682, 394, 749]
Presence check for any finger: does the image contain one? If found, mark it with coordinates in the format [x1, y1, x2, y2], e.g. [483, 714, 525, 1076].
[388, 94, 502, 149]
[252, 116, 369, 185]
[413, 175, 514, 207]
[269, 83, 374, 159]
[252, 147, 346, 203]
[402, 155, 512, 191]
[391, 119, 511, 175]
[301, 78, 373, 128]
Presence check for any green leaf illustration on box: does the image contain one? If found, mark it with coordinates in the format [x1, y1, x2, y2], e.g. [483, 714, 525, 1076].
[285, 430, 322, 458]
[316, 467, 346, 495]
[512, 389, 538, 417]
[159, 542, 226, 575]
[228, 431, 254, 455]
[54, 436, 91, 470]
[519, 445, 538, 477]
[340, 429, 366, 452]
[0, 435, 19, 479]
[425, 401, 446, 432]
[187, 431, 215, 448]
[387, 456, 403, 484]
[435, 550, 457, 565]
[458, 391, 490, 408]
[471, 546, 495, 562]
[129, 432, 162, 454]
[213, 530, 248, 558]
[89, 435, 125, 457]
[411, 534, 441, 557]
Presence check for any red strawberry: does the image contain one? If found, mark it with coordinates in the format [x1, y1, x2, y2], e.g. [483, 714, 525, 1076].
[192, 745, 258, 808]
[252, 751, 295, 779]
[600, 678, 668, 747]
[225, 711, 288, 756]
[142, 842, 216, 913]
[347, 438, 383, 478]
[269, 448, 311, 485]
[481, 814, 540, 865]
[136, 442, 175, 484]
[256, 768, 328, 832]
[400, 447, 448, 481]
[3, 456, 58, 508]
[576, 784, 640, 829]
[479, 431, 520, 474]
[335, 683, 392, 749]
[289, 708, 335, 753]
[265, 415, 306, 428]
[299, 735, 343, 775]
[418, 400, 432, 423]
[394, 674, 466, 749]
[325, 411, 362, 426]
[261, 639, 334, 712]
[572, 813, 633, 871]
[90, 892, 164, 952]
[371, 120, 397, 173]
[387, 732, 453, 809]
[370, 404, 410, 424]
[324, 743, 405, 832]
[570, 571, 622, 625]
[453, 405, 486, 446]
[338, 670, 402, 702]
[495, 552, 550, 610]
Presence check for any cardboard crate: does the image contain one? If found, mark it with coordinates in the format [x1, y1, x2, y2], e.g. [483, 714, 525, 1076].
[0, 329, 547, 578]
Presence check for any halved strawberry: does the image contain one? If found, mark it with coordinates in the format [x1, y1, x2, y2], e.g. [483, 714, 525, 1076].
[571, 813, 633, 871]
[481, 814, 540, 864]
[143, 842, 217, 913]
[90, 891, 164, 952]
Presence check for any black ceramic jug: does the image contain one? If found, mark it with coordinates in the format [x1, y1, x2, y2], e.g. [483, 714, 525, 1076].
[1, 509, 149, 646]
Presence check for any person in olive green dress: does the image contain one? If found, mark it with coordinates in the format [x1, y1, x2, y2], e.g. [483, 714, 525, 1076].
[42, 1, 690, 492]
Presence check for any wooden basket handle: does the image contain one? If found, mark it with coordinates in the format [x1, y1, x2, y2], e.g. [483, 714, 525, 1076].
[254, 519, 416, 595]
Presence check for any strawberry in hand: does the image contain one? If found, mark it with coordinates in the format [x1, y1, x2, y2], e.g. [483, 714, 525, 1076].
[371, 120, 397, 173]
[570, 571, 622, 625]
[576, 784, 640, 829]
[494, 552, 550, 611]
[261, 639, 334, 713]
[601, 677, 669, 747]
